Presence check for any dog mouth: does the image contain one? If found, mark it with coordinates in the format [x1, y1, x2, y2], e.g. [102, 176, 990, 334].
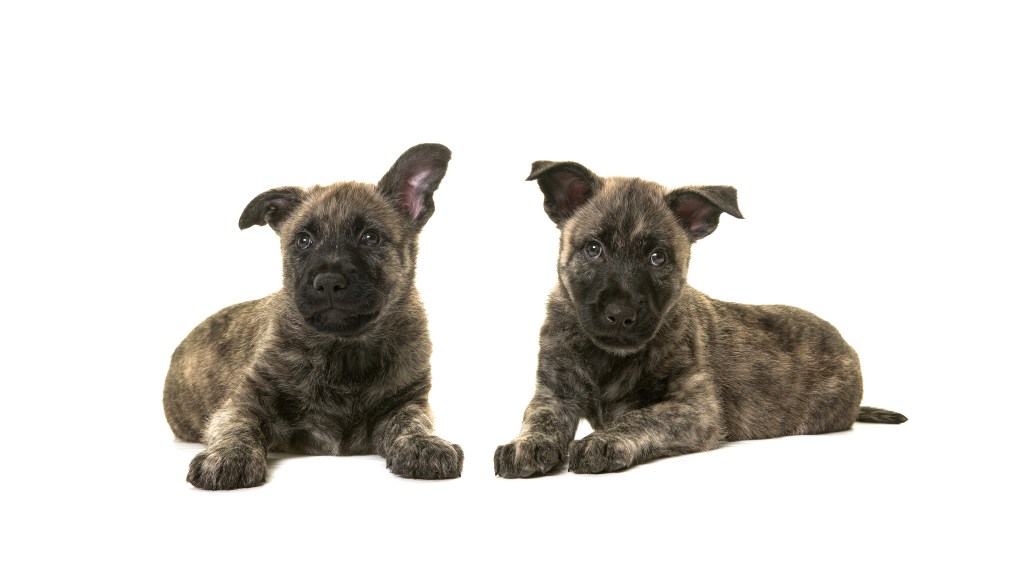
[586, 332, 649, 354]
[306, 309, 379, 337]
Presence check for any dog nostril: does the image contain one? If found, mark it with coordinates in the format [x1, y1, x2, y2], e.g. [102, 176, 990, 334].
[604, 302, 638, 327]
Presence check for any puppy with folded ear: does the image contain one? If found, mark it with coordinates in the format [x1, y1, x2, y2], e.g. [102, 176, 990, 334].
[164, 143, 463, 489]
[495, 161, 905, 477]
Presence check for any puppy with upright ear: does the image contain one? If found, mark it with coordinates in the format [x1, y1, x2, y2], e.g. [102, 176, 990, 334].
[163, 143, 463, 489]
[495, 160, 905, 478]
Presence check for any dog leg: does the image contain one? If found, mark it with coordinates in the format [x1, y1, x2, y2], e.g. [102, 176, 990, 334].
[186, 396, 269, 490]
[373, 401, 463, 480]
[568, 375, 724, 474]
[494, 388, 580, 478]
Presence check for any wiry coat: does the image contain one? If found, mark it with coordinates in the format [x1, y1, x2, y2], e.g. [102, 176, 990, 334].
[164, 144, 462, 489]
[495, 162, 905, 477]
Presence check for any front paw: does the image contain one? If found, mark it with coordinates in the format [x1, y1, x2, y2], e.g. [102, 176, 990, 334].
[387, 435, 464, 480]
[567, 433, 635, 474]
[494, 434, 564, 478]
[187, 447, 267, 490]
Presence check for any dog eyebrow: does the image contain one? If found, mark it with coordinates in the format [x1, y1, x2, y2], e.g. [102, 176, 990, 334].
[571, 232, 607, 248]
[337, 215, 392, 242]
[345, 215, 367, 234]
[346, 214, 385, 232]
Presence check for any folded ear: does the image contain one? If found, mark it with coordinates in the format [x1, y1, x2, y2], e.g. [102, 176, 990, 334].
[526, 161, 600, 227]
[238, 186, 305, 232]
[377, 143, 451, 230]
[665, 185, 744, 240]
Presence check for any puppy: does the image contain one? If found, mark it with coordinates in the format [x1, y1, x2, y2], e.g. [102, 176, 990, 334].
[164, 143, 463, 489]
[495, 161, 906, 477]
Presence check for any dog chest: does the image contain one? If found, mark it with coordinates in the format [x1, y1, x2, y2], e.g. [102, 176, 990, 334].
[265, 381, 370, 455]
[584, 352, 674, 429]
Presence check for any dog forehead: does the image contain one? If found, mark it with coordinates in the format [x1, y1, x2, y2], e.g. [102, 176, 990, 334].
[568, 178, 680, 245]
[290, 182, 400, 234]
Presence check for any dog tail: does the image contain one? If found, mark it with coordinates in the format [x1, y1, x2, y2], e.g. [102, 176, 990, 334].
[856, 406, 908, 424]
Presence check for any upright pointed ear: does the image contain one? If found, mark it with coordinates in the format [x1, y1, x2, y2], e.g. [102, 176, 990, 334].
[377, 143, 451, 230]
[238, 186, 305, 232]
[526, 161, 600, 227]
[665, 185, 744, 240]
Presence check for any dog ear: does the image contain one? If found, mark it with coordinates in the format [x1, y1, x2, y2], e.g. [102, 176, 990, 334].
[665, 185, 744, 240]
[527, 161, 599, 227]
[377, 143, 452, 229]
[238, 187, 305, 232]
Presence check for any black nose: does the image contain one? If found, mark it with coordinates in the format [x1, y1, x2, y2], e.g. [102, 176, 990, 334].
[313, 273, 348, 296]
[603, 302, 637, 328]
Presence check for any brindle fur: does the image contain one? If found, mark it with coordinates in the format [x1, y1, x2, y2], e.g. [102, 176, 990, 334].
[164, 143, 463, 489]
[495, 161, 905, 477]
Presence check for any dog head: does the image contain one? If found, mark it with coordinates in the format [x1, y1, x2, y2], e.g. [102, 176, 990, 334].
[528, 160, 742, 354]
[238, 143, 450, 338]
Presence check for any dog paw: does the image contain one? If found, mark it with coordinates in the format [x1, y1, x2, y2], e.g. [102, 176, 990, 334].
[387, 435, 464, 480]
[567, 433, 635, 474]
[494, 434, 564, 478]
[186, 447, 267, 490]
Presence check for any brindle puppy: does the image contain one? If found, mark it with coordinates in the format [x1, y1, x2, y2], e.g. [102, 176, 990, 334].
[495, 160, 906, 477]
[164, 143, 463, 489]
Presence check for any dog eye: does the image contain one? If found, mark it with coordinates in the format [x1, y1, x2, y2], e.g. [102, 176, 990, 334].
[360, 230, 380, 246]
[650, 250, 667, 266]
[584, 241, 602, 259]
[295, 232, 313, 250]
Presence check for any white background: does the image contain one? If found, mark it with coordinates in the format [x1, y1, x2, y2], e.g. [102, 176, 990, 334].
[2, 1, 1021, 564]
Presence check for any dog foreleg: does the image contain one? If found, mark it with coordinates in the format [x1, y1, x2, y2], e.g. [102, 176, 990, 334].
[568, 373, 724, 473]
[372, 400, 464, 480]
[186, 394, 270, 490]
[494, 387, 581, 478]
